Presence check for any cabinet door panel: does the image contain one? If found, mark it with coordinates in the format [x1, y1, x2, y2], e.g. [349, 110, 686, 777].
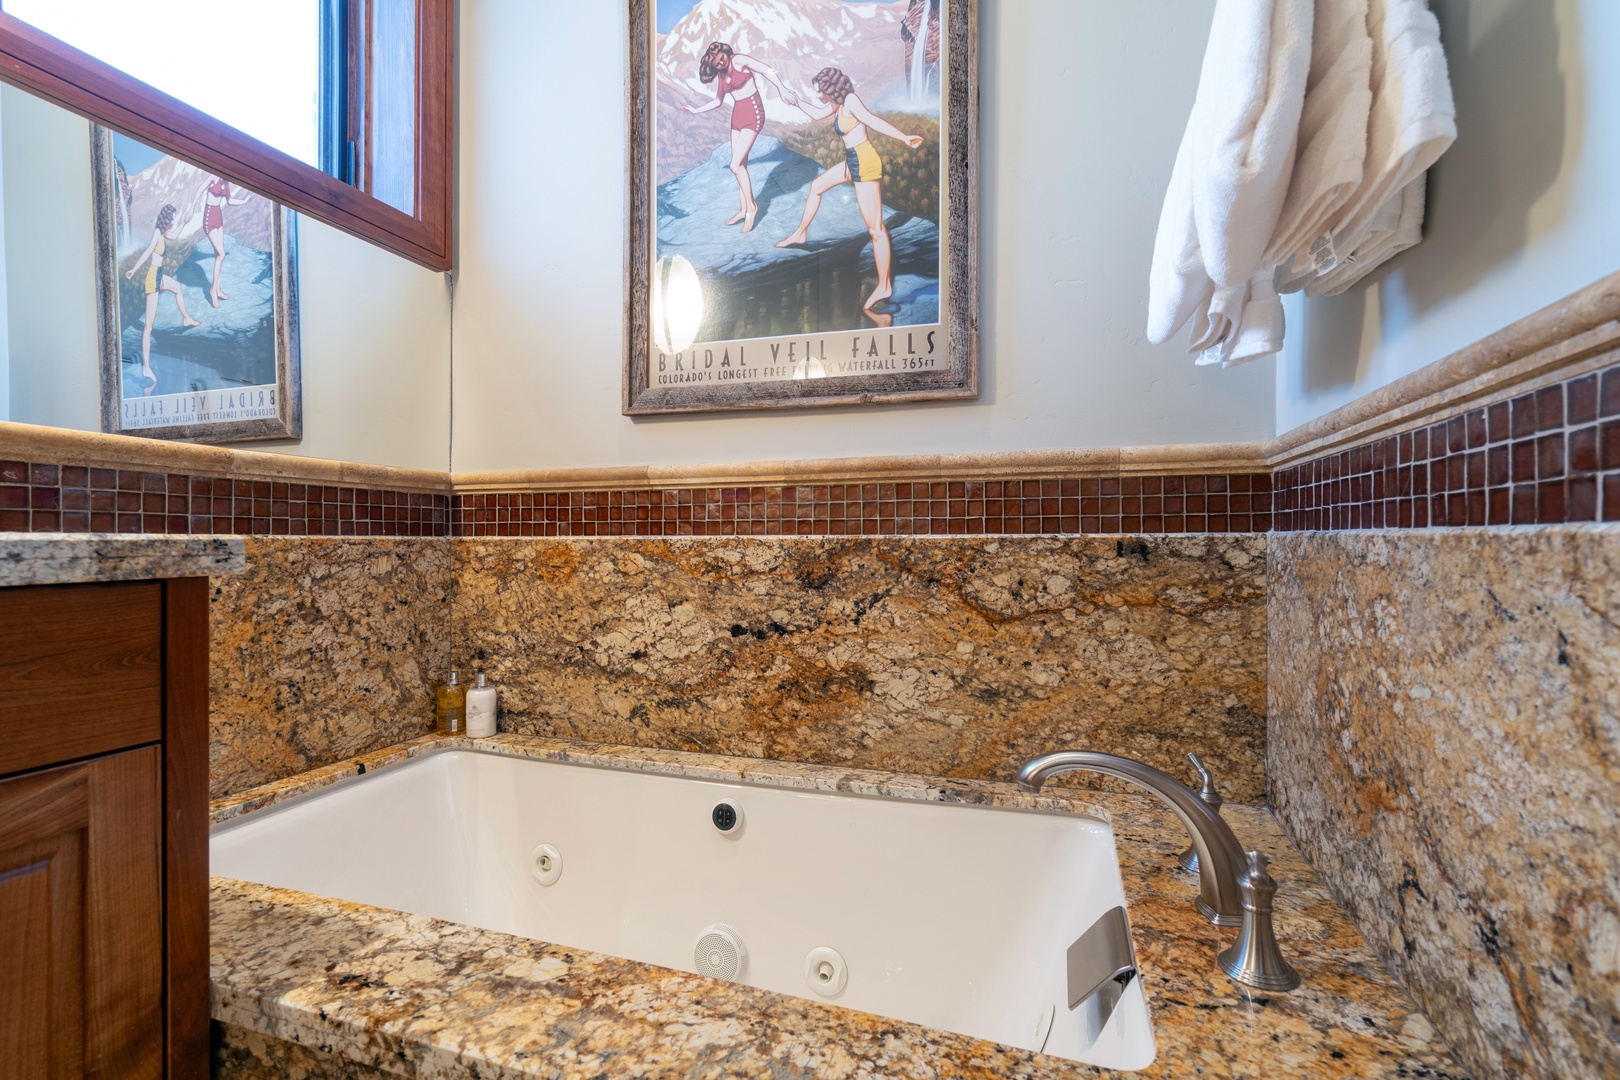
[0, 751, 163, 1080]
[0, 584, 163, 775]
[0, 766, 88, 1080]
[86, 747, 163, 1079]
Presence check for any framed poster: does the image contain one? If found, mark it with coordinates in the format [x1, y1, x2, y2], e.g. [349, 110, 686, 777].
[625, 0, 978, 414]
[92, 126, 302, 443]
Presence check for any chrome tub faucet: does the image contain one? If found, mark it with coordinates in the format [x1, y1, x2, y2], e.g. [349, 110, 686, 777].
[1016, 749, 1299, 992]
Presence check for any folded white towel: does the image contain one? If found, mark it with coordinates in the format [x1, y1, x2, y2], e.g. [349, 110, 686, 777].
[1227, 273, 1287, 364]
[1296, 0, 1453, 280]
[1193, 0, 1314, 289]
[1146, 117, 1217, 345]
[1208, 0, 1372, 363]
[1148, 0, 1312, 345]
[1189, 280, 1246, 354]
[1194, 272, 1285, 368]
[1309, 172, 1427, 293]
[1268, 0, 1373, 276]
[1149, 0, 1452, 365]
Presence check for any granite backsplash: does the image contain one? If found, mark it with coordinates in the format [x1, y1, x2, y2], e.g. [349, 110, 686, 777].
[1268, 526, 1620, 1080]
[451, 536, 1269, 801]
[209, 537, 450, 798]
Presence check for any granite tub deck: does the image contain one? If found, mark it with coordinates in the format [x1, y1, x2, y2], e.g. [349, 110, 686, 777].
[210, 735, 1464, 1079]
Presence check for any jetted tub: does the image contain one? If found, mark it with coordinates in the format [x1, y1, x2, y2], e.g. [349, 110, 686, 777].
[210, 748, 1156, 1070]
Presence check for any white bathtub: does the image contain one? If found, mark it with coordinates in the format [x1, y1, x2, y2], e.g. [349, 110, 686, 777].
[210, 749, 1156, 1070]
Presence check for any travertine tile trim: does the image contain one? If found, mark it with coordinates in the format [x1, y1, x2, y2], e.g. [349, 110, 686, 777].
[1265, 269, 1620, 468]
[0, 421, 451, 494]
[451, 444, 1268, 493]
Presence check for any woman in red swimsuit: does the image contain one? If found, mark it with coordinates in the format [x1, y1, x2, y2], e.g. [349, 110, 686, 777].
[682, 42, 797, 233]
[201, 175, 250, 308]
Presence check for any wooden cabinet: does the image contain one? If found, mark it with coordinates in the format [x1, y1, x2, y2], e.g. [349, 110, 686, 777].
[0, 580, 209, 1080]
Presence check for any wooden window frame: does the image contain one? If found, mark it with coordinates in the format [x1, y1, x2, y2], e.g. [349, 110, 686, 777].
[0, 3, 453, 271]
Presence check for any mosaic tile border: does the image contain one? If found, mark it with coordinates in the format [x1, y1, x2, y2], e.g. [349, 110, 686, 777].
[0, 461, 449, 536]
[1273, 360, 1620, 529]
[450, 473, 1276, 536]
[4, 357, 1615, 539]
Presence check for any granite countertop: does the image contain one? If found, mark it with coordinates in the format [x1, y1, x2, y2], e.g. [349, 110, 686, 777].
[0, 532, 245, 587]
[209, 734, 1465, 1079]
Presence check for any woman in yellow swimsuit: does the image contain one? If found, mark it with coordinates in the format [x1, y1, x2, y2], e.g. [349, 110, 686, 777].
[776, 67, 924, 312]
[124, 203, 200, 395]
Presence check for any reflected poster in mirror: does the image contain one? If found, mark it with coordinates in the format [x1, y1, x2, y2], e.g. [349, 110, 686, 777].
[92, 127, 301, 443]
[624, 0, 977, 414]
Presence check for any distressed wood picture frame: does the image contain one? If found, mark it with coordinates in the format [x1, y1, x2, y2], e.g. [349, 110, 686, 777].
[625, 0, 978, 415]
[93, 125, 302, 444]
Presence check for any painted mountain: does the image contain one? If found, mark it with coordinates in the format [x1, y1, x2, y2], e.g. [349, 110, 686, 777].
[656, 0, 942, 179]
[659, 0, 908, 115]
[121, 153, 272, 255]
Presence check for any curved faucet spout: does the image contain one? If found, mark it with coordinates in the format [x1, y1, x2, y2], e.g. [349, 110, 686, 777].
[1017, 750, 1246, 926]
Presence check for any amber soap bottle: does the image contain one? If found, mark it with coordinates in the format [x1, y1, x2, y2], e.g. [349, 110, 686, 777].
[435, 669, 467, 735]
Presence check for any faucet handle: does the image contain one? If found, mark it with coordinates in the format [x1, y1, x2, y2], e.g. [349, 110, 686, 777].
[1217, 851, 1301, 992]
[1177, 753, 1225, 873]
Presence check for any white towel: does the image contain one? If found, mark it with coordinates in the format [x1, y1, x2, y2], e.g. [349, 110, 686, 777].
[1295, 0, 1454, 284]
[1206, 0, 1373, 363]
[1189, 280, 1245, 355]
[1146, 116, 1217, 346]
[1268, 0, 1373, 277]
[1309, 172, 1427, 293]
[1192, 0, 1314, 289]
[1147, 0, 1312, 344]
[1194, 272, 1285, 368]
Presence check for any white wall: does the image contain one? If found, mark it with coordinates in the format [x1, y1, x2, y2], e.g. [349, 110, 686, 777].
[451, 0, 1276, 475]
[0, 84, 453, 472]
[1276, 0, 1620, 435]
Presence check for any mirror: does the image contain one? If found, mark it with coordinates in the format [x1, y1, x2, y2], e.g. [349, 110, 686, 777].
[0, 80, 451, 472]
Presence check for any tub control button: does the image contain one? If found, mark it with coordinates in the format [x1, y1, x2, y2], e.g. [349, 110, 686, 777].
[804, 946, 848, 997]
[711, 799, 742, 834]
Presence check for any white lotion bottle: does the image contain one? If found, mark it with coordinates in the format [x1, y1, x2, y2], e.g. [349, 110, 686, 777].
[466, 671, 498, 738]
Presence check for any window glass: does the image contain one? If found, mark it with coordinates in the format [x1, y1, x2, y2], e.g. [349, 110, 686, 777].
[4, 0, 321, 166]
[368, 0, 416, 215]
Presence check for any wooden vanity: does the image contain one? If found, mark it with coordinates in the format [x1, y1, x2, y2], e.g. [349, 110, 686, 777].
[0, 536, 242, 1080]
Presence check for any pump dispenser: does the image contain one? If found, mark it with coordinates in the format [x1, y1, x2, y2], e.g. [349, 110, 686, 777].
[435, 669, 466, 735]
[466, 672, 497, 738]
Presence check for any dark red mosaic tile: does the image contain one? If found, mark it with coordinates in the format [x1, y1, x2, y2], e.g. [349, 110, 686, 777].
[449, 473, 1275, 537]
[0, 458, 449, 538]
[1270, 361, 1620, 530]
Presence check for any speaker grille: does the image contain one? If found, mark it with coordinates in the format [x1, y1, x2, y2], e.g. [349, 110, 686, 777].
[693, 924, 748, 982]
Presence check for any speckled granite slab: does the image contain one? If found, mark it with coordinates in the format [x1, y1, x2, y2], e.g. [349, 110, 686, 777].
[208, 537, 450, 799]
[210, 734, 1463, 1079]
[452, 537, 1269, 802]
[0, 532, 243, 586]
[1269, 526, 1620, 1080]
